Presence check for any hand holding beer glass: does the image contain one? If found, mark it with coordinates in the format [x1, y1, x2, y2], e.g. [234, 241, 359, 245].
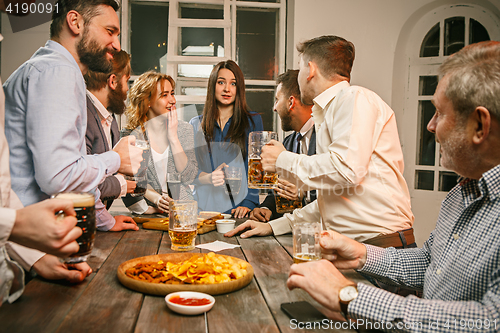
[224, 166, 242, 195]
[52, 192, 96, 263]
[292, 222, 322, 263]
[248, 131, 278, 189]
[125, 139, 149, 197]
[275, 178, 302, 214]
[168, 200, 198, 251]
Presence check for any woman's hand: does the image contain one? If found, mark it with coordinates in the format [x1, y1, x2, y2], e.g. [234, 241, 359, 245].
[157, 192, 173, 212]
[231, 206, 251, 218]
[211, 163, 227, 187]
[166, 106, 179, 142]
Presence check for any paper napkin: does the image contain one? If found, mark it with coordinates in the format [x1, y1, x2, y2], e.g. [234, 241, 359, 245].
[195, 240, 241, 252]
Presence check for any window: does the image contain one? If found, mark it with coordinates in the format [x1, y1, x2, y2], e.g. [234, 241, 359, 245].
[414, 14, 490, 191]
[121, 0, 285, 131]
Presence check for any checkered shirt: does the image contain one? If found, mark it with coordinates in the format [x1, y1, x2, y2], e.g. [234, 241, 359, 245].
[349, 165, 500, 332]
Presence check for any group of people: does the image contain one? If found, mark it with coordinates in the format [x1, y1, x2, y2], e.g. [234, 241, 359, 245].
[1, 0, 499, 331]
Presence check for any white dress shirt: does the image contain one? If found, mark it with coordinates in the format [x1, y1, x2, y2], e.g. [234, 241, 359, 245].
[269, 81, 414, 242]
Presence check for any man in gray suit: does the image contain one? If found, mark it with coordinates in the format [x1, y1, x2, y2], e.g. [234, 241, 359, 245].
[84, 50, 138, 230]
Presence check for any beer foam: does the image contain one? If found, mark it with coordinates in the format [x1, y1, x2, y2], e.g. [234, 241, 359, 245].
[55, 192, 94, 207]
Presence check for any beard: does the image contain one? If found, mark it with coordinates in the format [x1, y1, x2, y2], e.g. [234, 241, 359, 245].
[77, 29, 114, 74]
[107, 80, 127, 115]
[280, 110, 293, 132]
[439, 127, 479, 177]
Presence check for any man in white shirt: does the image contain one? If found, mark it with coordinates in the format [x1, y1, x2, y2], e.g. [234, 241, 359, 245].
[235, 35, 415, 248]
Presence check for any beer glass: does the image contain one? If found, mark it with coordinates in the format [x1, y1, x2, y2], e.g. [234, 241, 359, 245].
[224, 166, 242, 195]
[126, 139, 149, 196]
[53, 192, 96, 263]
[275, 190, 303, 213]
[168, 200, 198, 251]
[248, 131, 278, 189]
[292, 222, 321, 263]
[166, 172, 181, 200]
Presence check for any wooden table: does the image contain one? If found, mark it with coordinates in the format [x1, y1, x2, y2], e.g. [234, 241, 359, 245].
[0, 217, 369, 333]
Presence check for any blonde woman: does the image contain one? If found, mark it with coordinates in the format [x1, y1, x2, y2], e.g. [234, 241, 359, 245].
[122, 71, 197, 214]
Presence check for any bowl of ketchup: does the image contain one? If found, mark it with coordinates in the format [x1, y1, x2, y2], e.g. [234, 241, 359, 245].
[165, 291, 215, 315]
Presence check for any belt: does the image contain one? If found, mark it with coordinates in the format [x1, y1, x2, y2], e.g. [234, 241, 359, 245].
[363, 228, 415, 249]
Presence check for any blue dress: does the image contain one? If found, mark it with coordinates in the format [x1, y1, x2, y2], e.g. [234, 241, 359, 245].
[189, 112, 263, 213]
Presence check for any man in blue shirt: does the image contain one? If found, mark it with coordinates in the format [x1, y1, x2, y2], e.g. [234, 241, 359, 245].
[287, 41, 500, 331]
[4, 0, 141, 232]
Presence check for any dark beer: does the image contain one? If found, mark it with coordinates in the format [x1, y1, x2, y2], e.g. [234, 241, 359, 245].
[54, 192, 96, 263]
[128, 141, 149, 196]
[167, 180, 181, 200]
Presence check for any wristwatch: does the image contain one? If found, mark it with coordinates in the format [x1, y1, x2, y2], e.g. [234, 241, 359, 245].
[339, 284, 358, 318]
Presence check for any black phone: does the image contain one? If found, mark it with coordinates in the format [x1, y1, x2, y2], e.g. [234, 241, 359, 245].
[281, 301, 327, 323]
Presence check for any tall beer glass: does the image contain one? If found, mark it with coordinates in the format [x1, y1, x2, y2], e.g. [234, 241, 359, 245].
[248, 131, 278, 189]
[53, 192, 96, 263]
[126, 139, 149, 196]
[292, 222, 321, 263]
[168, 200, 198, 251]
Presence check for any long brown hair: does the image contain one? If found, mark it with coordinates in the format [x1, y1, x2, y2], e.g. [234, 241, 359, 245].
[201, 60, 253, 153]
[125, 71, 175, 130]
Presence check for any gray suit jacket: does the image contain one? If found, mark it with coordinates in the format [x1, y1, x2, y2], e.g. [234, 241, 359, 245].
[121, 121, 198, 211]
[85, 95, 121, 208]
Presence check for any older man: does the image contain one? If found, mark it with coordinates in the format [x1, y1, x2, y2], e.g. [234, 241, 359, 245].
[288, 41, 500, 330]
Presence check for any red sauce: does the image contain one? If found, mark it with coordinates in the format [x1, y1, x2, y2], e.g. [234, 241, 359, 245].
[169, 295, 212, 306]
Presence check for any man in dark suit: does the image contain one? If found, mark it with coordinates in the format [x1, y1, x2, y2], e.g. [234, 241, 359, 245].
[249, 70, 316, 222]
[85, 50, 136, 211]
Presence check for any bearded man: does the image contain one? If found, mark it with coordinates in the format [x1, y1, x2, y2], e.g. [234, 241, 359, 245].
[3, 0, 141, 232]
[84, 50, 137, 210]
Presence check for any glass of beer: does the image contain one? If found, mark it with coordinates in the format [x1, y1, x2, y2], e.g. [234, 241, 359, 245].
[168, 200, 198, 251]
[248, 131, 278, 189]
[224, 166, 242, 195]
[126, 139, 149, 197]
[166, 172, 181, 200]
[52, 192, 96, 263]
[275, 190, 303, 213]
[292, 222, 321, 263]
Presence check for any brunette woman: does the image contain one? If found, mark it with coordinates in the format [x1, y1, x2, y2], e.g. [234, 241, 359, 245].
[190, 60, 263, 217]
[122, 71, 197, 214]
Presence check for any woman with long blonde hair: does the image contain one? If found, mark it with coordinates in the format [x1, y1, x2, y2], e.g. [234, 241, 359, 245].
[190, 60, 263, 216]
[122, 71, 197, 214]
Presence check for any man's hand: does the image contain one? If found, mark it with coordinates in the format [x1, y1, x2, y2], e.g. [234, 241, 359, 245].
[275, 178, 300, 201]
[249, 207, 272, 222]
[211, 163, 226, 187]
[287, 260, 355, 313]
[9, 199, 81, 257]
[32, 254, 92, 283]
[113, 135, 143, 176]
[261, 140, 286, 173]
[231, 206, 250, 219]
[125, 179, 137, 194]
[320, 230, 367, 270]
[224, 220, 273, 238]
[109, 215, 139, 231]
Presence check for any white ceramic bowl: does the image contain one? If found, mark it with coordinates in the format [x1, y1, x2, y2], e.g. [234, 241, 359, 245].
[221, 213, 232, 219]
[215, 219, 236, 233]
[165, 291, 215, 315]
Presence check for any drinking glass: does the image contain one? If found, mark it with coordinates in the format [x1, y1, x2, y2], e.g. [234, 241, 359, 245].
[168, 200, 198, 251]
[292, 222, 321, 263]
[166, 172, 181, 200]
[224, 166, 242, 195]
[248, 131, 278, 189]
[52, 192, 96, 263]
[125, 139, 149, 196]
[275, 190, 303, 213]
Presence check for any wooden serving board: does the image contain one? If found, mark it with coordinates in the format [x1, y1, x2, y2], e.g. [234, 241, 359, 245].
[133, 216, 168, 224]
[117, 253, 254, 296]
[142, 221, 216, 234]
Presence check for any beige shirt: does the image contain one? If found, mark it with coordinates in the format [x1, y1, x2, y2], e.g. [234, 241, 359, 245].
[269, 81, 414, 242]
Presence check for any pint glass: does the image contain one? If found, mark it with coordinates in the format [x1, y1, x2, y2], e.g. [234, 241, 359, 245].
[53, 192, 96, 263]
[126, 139, 149, 196]
[168, 200, 198, 251]
[248, 131, 278, 189]
[292, 222, 321, 263]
